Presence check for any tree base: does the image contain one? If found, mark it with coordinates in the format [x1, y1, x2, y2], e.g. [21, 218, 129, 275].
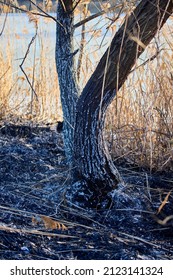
[64, 179, 135, 210]
[64, 180, 113, 209]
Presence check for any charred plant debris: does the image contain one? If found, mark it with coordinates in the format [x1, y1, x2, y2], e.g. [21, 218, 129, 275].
[0, 122, 173, 260]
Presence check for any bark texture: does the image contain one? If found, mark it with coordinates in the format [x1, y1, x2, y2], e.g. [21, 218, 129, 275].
[55, 0, 173, 198]
[73, 0, 173, 194]
[55, 0, 79, 164]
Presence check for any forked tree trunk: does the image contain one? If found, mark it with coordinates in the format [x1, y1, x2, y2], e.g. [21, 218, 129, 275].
[56, 0, 173, 197]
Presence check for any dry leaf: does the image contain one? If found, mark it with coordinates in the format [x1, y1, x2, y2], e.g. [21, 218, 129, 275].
[101, 3, 111, 12]
[27, 11, 39, 26]
[157, 190, 172, 214]
[18, 76, 25, 81]
[110, 25, 117, 35]
[94, 30, 102, 38]
[15, 33, 21, 40]
[127, 30, 146, 49]
[32, 215, 68, 231]
[22, 28, 29, 34]
[2, 5, 10, 13]
[43, 17, 52, 24]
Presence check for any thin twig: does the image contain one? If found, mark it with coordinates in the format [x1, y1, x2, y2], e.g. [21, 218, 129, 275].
[30, 27, 37, 114]
[118, 231, 172, 252]
[0, 0, 63, 28]
[28, 0, 64, 28]
[0, 8, 8, 36]
[71, 0, 82, 13]
[100, 6, 124, 48]
[130, 49, 163, 73]
[74, 4, 122, 28]
[0, 66, 10, 80]
[77, 4, 87, 81]
[0, 224, 76, 238]
[19, 24, 38, 101]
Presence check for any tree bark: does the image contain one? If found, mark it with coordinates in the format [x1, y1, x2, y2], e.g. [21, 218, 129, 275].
[55, 0, 173, 200]
[55, 0, 79, 164]
[73, 0, 173, 195]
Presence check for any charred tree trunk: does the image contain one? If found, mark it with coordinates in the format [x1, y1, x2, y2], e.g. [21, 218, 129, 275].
[56, 0, 173, 200]
[73, 0, 173, 194]
[55, 0, 79, 164]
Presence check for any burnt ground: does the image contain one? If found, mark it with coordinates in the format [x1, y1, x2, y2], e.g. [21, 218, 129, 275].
[0, 123, 173, 260]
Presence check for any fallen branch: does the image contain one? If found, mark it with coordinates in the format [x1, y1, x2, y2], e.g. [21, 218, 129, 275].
[0, 224, 76, 238]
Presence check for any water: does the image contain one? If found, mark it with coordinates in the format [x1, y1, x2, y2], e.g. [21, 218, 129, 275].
[0, 12, 113, 65]
[0, 12, 115, 118]
[0, 12, 172, 119]
[1, 12, 172, 71]
[0, 13, 56, 65]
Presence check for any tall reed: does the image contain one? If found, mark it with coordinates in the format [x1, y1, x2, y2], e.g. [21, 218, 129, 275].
[0, 8, 172, 171]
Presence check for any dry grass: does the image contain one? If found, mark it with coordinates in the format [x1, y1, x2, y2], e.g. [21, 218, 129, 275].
[105, 21, 173, 172]
[0, 9, 172, 171]
[0, 12, 61, 123]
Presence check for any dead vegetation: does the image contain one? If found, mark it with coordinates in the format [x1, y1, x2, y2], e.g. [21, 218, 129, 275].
[0, 127, 173, 259]
[0, 7, 172, 171]
[0, 3, 173, 259]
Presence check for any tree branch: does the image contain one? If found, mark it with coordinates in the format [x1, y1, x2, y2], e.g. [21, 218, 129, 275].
[0, 7, 8, 36]
[0, 0, 63, 27]
[74, 0, 173, 191]
[19, 24, 38, 102]
[71, 0, 82, 13]
[74, 4, 123, 29]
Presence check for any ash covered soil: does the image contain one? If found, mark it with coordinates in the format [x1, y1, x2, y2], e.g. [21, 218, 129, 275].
[0, 123, 173, 260]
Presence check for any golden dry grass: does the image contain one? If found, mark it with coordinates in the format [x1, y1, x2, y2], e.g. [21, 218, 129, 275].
[0, 10, 172, 171]
[105, 21, 173, 172]
[0, 13, 61, 123]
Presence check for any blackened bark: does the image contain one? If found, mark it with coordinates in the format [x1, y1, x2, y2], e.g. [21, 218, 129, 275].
[55, 0, 79, 164]
[55, 0, 173, 199]
[74, 0, 173, 194]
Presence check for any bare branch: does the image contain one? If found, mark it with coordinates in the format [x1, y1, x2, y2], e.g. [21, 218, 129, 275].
[27, 0, 64, 27]
[130, 48, 163, 73]
[72, 0, 82, 12]
[19, 23, 38, 102]
[99, 6, 124, 48]
[0, 8, 8, 36]
[77, 3, 87, 81]
[0, 0, 39, 15]
[0, 0, 63, 27]
[74, 4, 123, 29]
[0, 66, 10, 80]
